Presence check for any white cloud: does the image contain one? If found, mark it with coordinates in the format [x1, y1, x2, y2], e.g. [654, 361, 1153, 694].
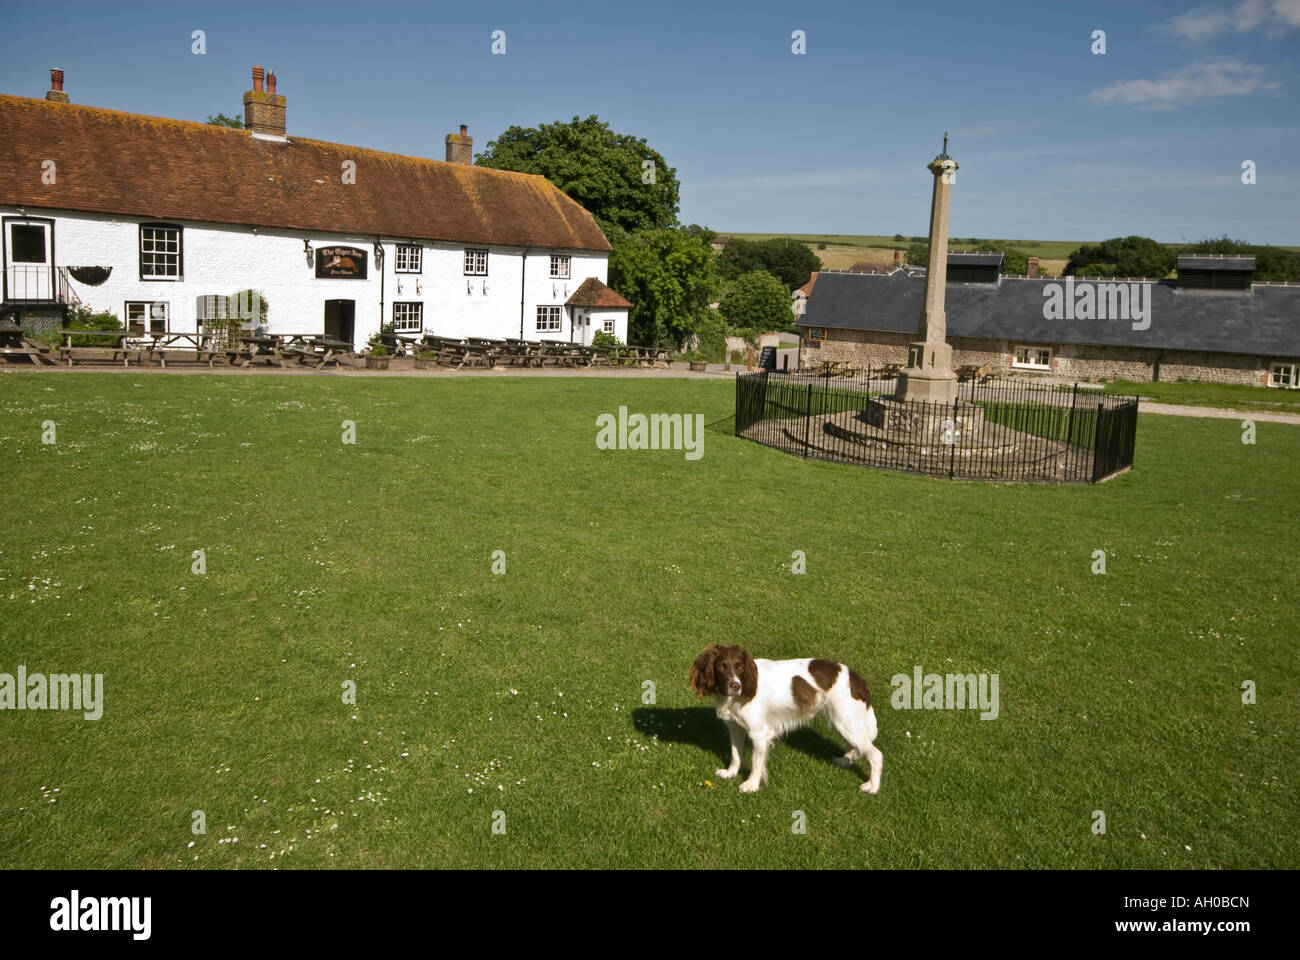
[1163, 0, 1300, 41]
[1087, 59, 1278, 109]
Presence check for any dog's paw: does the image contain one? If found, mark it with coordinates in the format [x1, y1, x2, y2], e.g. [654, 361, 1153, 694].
[715, 768, 738, 780]
[739, 779, 760, 794]
[860, 781, 880, 795]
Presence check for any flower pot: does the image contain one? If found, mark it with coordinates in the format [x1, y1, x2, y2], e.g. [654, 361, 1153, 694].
[413, 358, 436, 370]
[365, 356, 390, 370]
[689, 361, 707, 372]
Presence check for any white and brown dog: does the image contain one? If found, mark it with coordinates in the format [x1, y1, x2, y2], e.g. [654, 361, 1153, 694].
[689, 645, 882, 794]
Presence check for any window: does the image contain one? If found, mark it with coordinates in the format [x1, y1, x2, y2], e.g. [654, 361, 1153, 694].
[464, 248, 488, 276]
[549, 255, 570, 279]
[125, 301, 169, 334]
[10, 225, 47, 263]
[140, 224, 182, 280]
[807, 328, 827, 342]
[392, 302, 423, 333]
[1270, 362, 1298, 389]
[536, 305, 562, 333]
[394, 244, 422, 273]
[1013, 346, 1051, 370]
[603, 319, 615, 334]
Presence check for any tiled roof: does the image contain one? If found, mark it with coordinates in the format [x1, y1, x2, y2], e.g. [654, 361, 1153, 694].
[794, 272, 818, 297]
[801, 270, 1300, 357]
[566, 277, 632, 308]
[0, 94, 611, 252]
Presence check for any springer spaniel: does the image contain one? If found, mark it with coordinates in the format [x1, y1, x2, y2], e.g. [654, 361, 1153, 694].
[689, 645, 882, 795]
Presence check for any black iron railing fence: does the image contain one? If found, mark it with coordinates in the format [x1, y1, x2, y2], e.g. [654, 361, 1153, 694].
[734, 368, 1138, 483]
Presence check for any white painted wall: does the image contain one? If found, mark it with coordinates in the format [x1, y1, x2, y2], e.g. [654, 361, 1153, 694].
[8, 206, 615, 346]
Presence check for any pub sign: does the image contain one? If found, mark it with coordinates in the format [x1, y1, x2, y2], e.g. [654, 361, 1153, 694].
[315, 246, 368, 279]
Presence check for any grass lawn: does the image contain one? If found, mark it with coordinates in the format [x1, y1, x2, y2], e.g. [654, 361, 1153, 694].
[1101, 379, 1300, 413]
[1, 372, 1297, 869]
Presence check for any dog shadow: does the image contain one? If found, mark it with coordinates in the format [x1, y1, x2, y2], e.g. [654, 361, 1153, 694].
[631, 707, 869, 784]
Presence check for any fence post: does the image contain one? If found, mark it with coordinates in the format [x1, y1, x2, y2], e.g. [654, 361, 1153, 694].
[803, 381, 813, 458]
[1091, 401, 1105, 482]
[948, 394, 959, 479]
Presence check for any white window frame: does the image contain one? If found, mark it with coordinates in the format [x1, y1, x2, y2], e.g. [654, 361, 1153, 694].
[1270, 362, 1298, 389]
[536, 305, 562, 333]
[602, 318, 615, 334]
[394, 244, 422, 274]
[125, 301, 169, 334]
[464, 248, 488, 276]
[140, 224, 181, 280]
[549, 255, 571, 279]
[392, 302, 423, 334]
[1013, 345, 1052, 370]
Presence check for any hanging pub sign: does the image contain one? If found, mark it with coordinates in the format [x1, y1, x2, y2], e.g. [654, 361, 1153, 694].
[315, 246, 368, 279]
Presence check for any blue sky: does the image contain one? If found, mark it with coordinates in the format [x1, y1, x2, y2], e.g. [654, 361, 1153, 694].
[2, 0, 1297, 243]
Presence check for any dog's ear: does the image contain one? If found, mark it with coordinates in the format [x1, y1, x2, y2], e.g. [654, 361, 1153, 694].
[689, 646, 720, 698]
[739, 648, 758, 702]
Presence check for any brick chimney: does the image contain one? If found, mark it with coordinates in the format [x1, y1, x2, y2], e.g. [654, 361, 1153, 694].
[45, 68, 69, 103]
[445, 124, 473, 164]
[243, 65, 286, 139]
[1027, 256, 1040, 277]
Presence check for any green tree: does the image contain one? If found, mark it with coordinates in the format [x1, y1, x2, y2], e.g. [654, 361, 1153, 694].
[906, 241, 929, 265]
[608, 227, 716, 348]
[206, 113, 244, 128]
[719, 270, 794, 336]
[1065, 236, 1176, 278]
[475, 115, 679, 233]
[717, 237, 820, 290]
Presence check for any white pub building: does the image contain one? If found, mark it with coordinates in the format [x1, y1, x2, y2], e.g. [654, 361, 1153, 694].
[0, 67, 631, 347]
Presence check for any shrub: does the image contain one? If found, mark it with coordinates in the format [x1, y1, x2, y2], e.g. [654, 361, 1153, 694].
[65, 305, 121, 347]
[592, 329, 621, 348]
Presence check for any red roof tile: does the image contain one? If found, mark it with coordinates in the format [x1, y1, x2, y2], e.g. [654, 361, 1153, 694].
[566, 277, 632, 308]
[0, 95, 611, 251]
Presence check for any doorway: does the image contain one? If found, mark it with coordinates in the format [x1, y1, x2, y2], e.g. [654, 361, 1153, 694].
[324, 299, 355, 346]
[3, 218, 54, 301]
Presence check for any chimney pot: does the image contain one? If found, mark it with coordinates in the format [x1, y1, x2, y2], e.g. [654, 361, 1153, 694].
[252, 65, 264, 93]
[1027, 256, 1040, 277]
[460, 124, 468, 135]
[267, 72, 277, 94]
[244, 66, 286, 138]
[45, 67, 70, 103]
[446, 124, 474, 165]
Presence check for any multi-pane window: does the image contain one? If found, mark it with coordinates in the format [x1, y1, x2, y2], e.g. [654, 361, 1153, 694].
[549, 255, 570, 279]
[536, 305, 562, 333]
[1270, 362, 1298, 389]
[392, 302, 423, 333]
[1013, 346, 1051, 370]
[140, 224, 181, 280]
[603, 319, 615, 334]
[125, 301, 168, 334]
[395, 244, 422, 273]
[464, 248, 488, 276]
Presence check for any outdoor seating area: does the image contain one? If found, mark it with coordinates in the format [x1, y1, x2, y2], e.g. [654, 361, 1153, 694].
[0, 327, 681, 373]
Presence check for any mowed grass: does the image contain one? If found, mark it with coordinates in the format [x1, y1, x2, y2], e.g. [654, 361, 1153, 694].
[1102, 379, 1300, 413]
[1, 372, 1297, 869]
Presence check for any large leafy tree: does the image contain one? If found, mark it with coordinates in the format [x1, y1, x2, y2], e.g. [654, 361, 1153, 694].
[905, 241, 1028, 275]
[720, 270, 795, 335]
[475, 115, 680, 234]
[1065, 236, 1176, 278]
[608, 227, 717, 348]
[717, 237, 820, 291]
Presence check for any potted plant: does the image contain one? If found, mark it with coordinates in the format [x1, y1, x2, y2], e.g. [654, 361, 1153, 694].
[687, 351, 708, 372]
[414, 349, 438, 370]
[365, 340, 389, 370]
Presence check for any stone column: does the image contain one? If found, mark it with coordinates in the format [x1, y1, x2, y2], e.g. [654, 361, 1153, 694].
[896, 142, 959, 404]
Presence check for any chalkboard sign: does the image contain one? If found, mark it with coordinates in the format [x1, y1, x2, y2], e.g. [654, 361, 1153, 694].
[315, 246, 368, 279]
[759, 345, 777, 370]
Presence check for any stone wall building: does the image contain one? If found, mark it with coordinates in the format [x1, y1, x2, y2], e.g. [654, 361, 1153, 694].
[799, 253, 1300, 388]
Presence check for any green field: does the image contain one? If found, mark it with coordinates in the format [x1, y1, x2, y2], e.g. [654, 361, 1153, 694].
[2, 372, 1297, 868]
[727, 233, 1094, 260]
[1102, 379, 1300, 413]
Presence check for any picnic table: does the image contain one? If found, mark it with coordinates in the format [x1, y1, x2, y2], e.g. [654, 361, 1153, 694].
[376, 332, 418, 357]
[279, 333, 357, 369]
[957, 363, 991, 382]
[139, 331, 219, 368]
[56, 328, 138, 367]
[607, 345, 671, 368]
[880, 362, 903, 379]
[228, 335, 287, 368]
[816, 359, 850, 377]
[0, 319, 55, 364]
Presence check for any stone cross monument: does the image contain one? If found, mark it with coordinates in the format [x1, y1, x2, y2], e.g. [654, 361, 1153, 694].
[895, 135, 959, 405]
